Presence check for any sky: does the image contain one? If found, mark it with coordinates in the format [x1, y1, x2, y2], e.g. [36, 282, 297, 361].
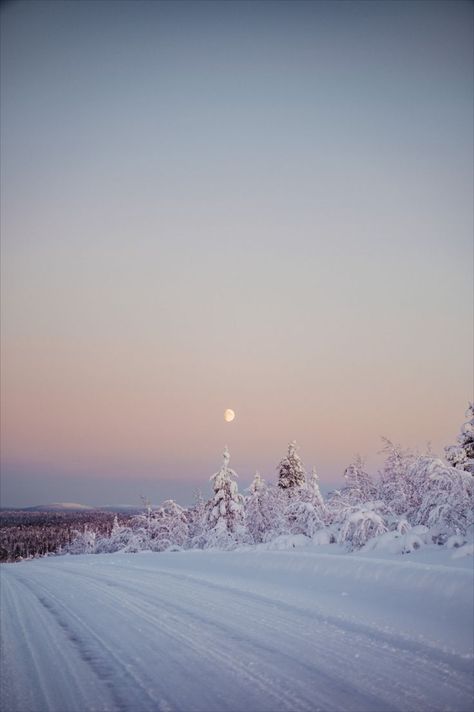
[1, 0, 472, 507]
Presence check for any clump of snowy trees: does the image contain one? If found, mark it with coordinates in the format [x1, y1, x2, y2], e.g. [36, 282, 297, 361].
[63, 405, 473, 557]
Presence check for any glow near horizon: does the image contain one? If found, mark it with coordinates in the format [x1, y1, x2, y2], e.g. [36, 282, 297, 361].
[0, 1, 472, 506]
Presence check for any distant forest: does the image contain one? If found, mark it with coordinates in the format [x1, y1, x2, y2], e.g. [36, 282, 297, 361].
[0, 511, 134, 562]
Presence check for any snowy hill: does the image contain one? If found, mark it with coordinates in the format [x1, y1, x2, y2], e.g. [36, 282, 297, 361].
[17, 503, 142, 513]
[23, 502, 95, 512]
[1, 549, 472, 712]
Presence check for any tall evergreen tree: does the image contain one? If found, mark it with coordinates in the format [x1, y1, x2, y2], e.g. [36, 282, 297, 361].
[307, 466, 325, 510]
[277, 441, 306, 490]
[206, 446, 246, 547]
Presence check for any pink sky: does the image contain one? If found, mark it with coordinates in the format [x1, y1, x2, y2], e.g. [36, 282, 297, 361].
[1, 1, 472, 506]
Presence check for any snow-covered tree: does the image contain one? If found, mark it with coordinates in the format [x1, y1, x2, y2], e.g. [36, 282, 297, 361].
[412, 457, 474, 540]
[206, 446, 247, 548]
[245, 473, 286, 543]
[341, 455, 377, 505]
[327, 457, 382, 539]
[285, 465, 326, 537]
[187, 489, 208, 549]
[378, 438, 417, 517]
[338, 501, 389, 550]
[67, 525, 97, 554]
[445, 404, 474, 475]
[306, 466, 325, 511]
[286, 498, 324, 538]
[96, 516, 144, 553]
[145, 500, 189, 551]
[277, 441, 306, 490]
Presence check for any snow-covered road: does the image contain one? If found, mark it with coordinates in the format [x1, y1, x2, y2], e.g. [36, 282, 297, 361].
[1, 550, 473, 712]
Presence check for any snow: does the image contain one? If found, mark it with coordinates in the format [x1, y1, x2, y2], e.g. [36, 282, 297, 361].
[1, 548, 472, 712]
[24, 503, 95, 512]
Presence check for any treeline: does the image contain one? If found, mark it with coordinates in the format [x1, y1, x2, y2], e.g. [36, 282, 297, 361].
[0, 511, 133, 562]
[67, 405, 474, 557]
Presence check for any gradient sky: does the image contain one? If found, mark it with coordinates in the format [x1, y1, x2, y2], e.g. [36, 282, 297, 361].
[1, 0, 473, 507]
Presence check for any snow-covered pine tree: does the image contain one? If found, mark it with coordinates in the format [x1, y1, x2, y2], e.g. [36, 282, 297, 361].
[245, 472, 286, 543]
[326, 457, 379, 537]
[285, 465, 326, 538]
[445, 403, 474, 475]
[206, 446, 247, 548]
[341, 455, 377, 505]
[307, 466, 325, 511]
[378, 438, 417, 517]
[277, 441, 306, 490]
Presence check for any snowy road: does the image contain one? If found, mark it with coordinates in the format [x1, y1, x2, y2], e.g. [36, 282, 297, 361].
[1, 550, 473, 712]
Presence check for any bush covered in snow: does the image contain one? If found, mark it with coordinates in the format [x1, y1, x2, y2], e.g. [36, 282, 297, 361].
[337, 501, 389, 551]
[445, 403, 474, 474]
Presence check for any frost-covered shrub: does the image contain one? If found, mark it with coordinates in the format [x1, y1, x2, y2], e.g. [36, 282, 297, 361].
[362, 523, 431, 554]
[187, 490, 208, 549]
[446, 534, 467, 549]
[144, 500, 189, 552]
[412, 457, 474, 539]
[245, 473, 286, 544]
[326, 457, 378, 530]
[342, 456, 377, 506]
[377, 439, 417, 517]
[95, 516, 133, 553]
[257, 534, 311, 551]
[452, 543, 474, 559]
[66, 526, 97, 554]
[445, 403, 474, 474]
[286, 499, 324, 538]
[338, 501, 388, 550]
[312, 528, 334, 546]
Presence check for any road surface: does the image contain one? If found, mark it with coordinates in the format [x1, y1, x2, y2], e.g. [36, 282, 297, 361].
[1, 550, 473, 711]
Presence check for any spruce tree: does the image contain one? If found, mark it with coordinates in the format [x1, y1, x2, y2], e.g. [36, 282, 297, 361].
[207, 446, 246, 547]
[307, 466, 325, 510]
[277, 441, 306, 490]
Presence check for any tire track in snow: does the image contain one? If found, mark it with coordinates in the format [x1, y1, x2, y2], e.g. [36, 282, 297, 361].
[99, 567, 473, 712]
[129, 566, 474, 672]
[3, 556, 473, 712]
[15, 569, 315, 712]
[26, 561, 472, 712]
[1, 571, 115, 712]
[60, 568, 393, 711]
[10, 573, 169, 712]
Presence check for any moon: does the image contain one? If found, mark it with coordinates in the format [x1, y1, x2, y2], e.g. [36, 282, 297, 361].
[224, 409, 235, 422]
